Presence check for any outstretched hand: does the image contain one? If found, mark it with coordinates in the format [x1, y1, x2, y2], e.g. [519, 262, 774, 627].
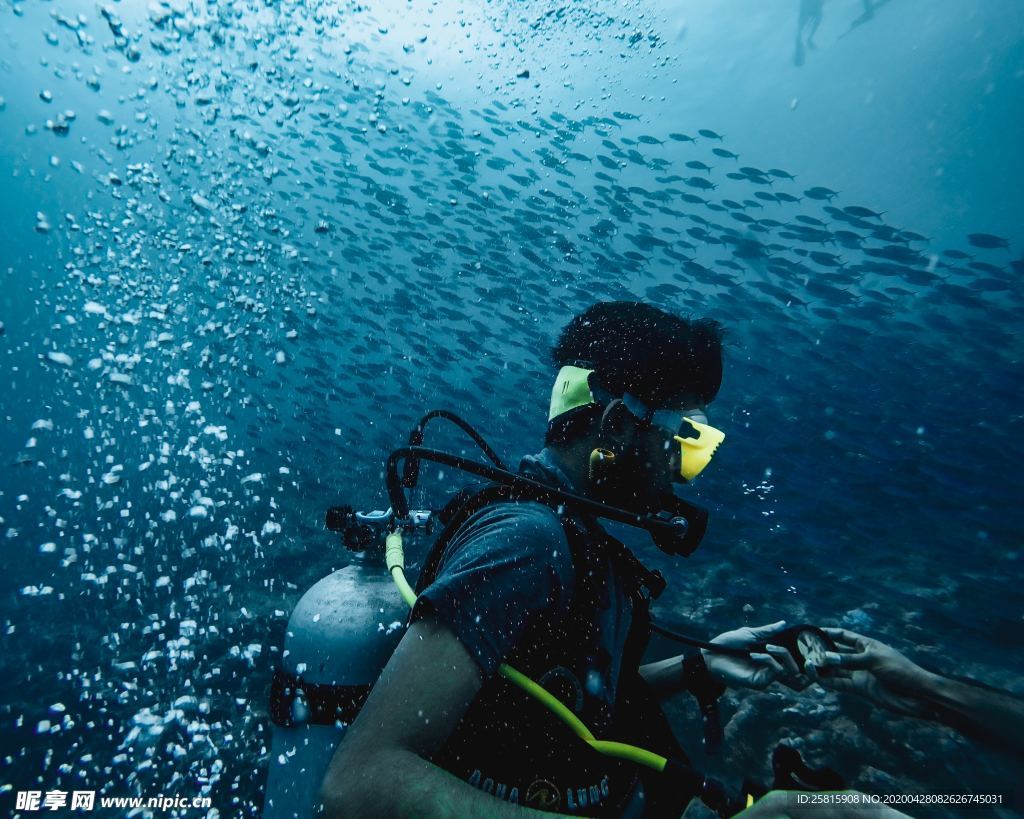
[806, 627, 934, 718]
[704, 621, 811, 691]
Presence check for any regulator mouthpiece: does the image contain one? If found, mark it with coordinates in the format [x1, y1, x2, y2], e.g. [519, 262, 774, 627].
[588, 447, 617, 484]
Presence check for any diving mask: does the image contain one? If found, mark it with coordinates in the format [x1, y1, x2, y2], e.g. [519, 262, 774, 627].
[549, 365, 725, 482]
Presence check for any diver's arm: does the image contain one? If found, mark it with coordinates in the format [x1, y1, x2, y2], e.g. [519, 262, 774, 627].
[320, 616, 565, 819]
[639, 654, 691, 698]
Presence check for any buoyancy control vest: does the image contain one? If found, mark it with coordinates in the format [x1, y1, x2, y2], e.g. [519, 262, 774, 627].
[415, 482, 700, 818]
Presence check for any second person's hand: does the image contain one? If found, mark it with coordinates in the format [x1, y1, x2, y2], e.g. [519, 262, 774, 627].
[806, 627, 935, 718]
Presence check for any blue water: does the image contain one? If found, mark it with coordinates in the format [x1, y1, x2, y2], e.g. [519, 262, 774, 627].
[1, 0, 1021, 816]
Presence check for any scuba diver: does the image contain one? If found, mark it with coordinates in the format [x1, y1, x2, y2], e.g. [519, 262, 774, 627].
[266, 301, 1016, 817]
[314, 302, 819, 818]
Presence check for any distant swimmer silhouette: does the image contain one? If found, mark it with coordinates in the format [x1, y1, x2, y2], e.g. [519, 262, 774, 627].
[794, 0, 896, 66]
[839, 0, 895, 40]
[794, 0, 824, 67]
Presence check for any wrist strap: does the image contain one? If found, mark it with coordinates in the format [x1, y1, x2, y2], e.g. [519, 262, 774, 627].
[682, 651, 726, 706]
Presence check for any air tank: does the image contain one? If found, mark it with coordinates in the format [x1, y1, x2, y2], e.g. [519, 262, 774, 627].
[261, 550, 409, 819]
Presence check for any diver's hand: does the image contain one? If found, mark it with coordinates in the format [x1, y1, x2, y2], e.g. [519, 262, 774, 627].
[703, 620, 810, 691]
[806, 627, 935, 718]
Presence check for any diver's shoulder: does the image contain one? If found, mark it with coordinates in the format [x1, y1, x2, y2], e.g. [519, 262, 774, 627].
[448, 497, 575, 581]
[467, 497, 568, 537]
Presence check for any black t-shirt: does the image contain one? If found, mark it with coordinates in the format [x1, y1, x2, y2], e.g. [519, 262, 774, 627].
[413, 495, 576, 677]
[411, 450, 649, 816]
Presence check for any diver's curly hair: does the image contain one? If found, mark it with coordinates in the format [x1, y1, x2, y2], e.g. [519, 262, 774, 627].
[547, 301, 724, 444]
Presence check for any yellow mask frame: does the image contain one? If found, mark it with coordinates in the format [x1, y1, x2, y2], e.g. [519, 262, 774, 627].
[673, 417, 726, 482]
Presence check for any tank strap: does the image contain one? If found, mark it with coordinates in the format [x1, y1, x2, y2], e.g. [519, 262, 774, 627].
[416, 482, 518, 594]
[269, 667, 371, 728]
